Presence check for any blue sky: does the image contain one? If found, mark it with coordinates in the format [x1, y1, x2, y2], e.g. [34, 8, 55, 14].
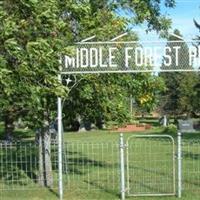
[132, 0, 200, 41]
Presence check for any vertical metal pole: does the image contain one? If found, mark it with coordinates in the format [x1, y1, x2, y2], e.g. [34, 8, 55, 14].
[58, 73, 63, 200]
[177, 132, 182, 198]
[120, 133, 125, 200]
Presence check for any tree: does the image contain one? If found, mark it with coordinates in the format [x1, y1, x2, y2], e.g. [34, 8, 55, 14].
[62, 72, 165, 131]
[61, 0, 175, 129]
[192, 19, 200, 115]
[160, 29, 199, 118]
[0, 0, 176, 186]
[0, 0, 68, 187]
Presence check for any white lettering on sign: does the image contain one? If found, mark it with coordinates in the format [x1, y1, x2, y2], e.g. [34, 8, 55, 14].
[109, 47, 117, 67]
[163, 47, 172, 66]
[125, 47, 133, 68]
[189, 46, 200, 66]
[90, 48, 98, 68]
[173, 46, 181, 66]
[64, 55, 75, 68]
[63, 43, 200, 72]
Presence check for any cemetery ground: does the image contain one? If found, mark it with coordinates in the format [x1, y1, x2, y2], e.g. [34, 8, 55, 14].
[0, 120, 200, 200]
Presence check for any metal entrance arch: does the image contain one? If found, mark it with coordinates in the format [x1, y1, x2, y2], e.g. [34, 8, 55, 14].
[126, 134, 176, 197]
[58, 40, 200, 199]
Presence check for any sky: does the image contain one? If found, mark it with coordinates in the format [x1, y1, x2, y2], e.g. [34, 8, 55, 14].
[132, 0, 200, 41]
[122, 0, 200, 72]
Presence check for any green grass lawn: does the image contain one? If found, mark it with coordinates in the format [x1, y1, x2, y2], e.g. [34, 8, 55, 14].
[61, 130, 200, 200]
[0, 125, 200, 200]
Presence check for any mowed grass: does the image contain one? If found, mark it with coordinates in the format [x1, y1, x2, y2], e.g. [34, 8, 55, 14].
[0, 127, 200, 200]
[62, 130, 200, 200]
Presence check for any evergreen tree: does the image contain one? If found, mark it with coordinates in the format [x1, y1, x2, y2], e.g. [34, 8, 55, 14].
[160, 29, 199, 118]
[193, 20, 200, 114]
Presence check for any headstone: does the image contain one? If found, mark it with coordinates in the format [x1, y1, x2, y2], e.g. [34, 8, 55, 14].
[178, 119, 195, 132]
[163, 115, 167, 127]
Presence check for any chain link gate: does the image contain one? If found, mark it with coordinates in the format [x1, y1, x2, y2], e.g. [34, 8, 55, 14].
[124, 135, 176, 197]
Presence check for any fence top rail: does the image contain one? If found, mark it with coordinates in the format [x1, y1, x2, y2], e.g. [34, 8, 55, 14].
[61, 69, 199, 75]
[126, 134, 175, 144]
[76, 40, 200, 45]
[0, 140, 58, 145]
[64, 141, 119, 145]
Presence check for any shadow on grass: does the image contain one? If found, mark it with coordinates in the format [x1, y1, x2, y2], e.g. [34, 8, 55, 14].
[183, 178, 200, 188]
[47, 187, 59, 198]
[0, 143, 38, 184]
[182, 150, 200, 160]
[65, 156, 118, 175]
[128, 179, 173, 194]
[0, 142, 61, 197]
[128, 164, 173, 178]
[84, 180, 120, 198]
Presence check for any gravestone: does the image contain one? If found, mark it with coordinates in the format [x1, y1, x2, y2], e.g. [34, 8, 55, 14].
[178, 119, 195, 132]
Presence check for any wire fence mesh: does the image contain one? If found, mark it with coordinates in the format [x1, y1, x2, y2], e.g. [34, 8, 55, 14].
[182, 137, 200, 195]
[126, 135, 175, 196]
[64, 142, 120, 193]
[0, 141, 59, 191]
[0, 135, 200, 199]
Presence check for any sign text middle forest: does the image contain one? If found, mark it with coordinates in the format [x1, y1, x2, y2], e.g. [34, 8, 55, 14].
[62, 41, 200, 74]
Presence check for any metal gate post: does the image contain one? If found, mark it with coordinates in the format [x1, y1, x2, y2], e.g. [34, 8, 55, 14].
[58, 72, 63, 200]
[119, 133, 126, 200]
[177, 132, 182, 198]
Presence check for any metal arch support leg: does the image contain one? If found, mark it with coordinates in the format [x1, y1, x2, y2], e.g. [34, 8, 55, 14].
[119, 133, 126, 200]
[177, 132, 182, 198]
[58, 73, 63, 200]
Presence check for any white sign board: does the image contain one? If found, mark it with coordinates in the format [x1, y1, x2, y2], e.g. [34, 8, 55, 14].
[61, 41, 200, 74]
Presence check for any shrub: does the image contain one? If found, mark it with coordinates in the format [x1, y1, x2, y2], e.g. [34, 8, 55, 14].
[163, 124, 178, 135]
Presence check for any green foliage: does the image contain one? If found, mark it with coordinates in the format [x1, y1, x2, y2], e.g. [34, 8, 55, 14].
[115, 0, 175, 34]
[193, 19, 200, 114]
[63, 74, 131, 125]
[0, 0, 69, 130]
[163, 124, 177, 135]
[63, 73, 165, 127]
[160, 29, 199, 116]
[0, 0, 176, 132]
[131, 74, 166, 112]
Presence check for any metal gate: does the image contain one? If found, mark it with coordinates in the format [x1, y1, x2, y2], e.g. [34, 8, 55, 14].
[126, 135, 176, 197]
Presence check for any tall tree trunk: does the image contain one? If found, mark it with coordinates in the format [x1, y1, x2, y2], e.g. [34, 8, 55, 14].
[38, 132, 44, 186]
[4, 111, 15, 141]
[38, 113, 53, 187]
[43, 126, 53, 187]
